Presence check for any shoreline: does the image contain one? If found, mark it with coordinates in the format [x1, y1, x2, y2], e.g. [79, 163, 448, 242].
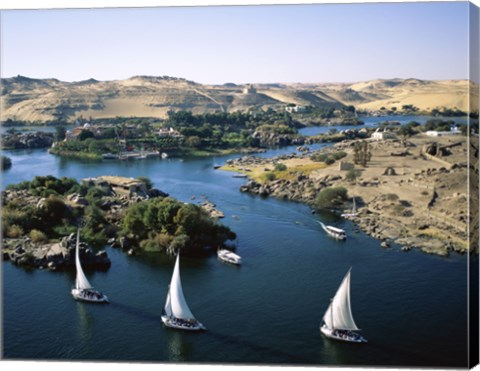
[219, 135, 471, 256]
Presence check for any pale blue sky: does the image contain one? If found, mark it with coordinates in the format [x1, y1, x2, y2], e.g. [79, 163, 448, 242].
[0, 2, 474, 84]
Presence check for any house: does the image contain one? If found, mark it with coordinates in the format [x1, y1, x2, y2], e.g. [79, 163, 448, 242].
[158, 127, 182, 138]
[285, 105, 307, 113]
[371, 128, 396, 140]
[425, 126, 461, 137]
[64, 123, 106, 141]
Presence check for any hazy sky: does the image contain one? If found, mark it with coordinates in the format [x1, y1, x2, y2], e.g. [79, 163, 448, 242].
[0, 1, 474, 84]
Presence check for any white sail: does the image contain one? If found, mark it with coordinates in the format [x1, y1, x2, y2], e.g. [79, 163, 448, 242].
[75, 231, 93, 290]
[352, 197, 356, 213]
[168, 254, 195, 320]
[323, 269, 359, 331]
[164, 291, 172, 317]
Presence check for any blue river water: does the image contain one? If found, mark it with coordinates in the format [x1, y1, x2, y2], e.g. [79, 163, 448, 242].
[1, 116, 474, 367]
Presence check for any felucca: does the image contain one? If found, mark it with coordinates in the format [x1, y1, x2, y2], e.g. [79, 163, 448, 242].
[161, 253, 206, 331]
[71, 230, 108, 303]
[341, 196, 358, 218]
[320, 268, 366, 343]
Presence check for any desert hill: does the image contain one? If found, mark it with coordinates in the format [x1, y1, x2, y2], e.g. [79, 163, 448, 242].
[1, 75, 477, 122]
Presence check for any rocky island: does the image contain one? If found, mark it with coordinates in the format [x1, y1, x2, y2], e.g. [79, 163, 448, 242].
[2, 175, 236, 270]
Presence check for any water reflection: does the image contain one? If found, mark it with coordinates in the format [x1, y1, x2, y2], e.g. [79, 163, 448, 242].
[166, 331, 192, 362]
[76, 302, 95, 344]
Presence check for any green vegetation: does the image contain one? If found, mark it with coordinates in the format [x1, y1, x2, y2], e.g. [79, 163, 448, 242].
[353, 141, 372, 167]
[121, 197, 236, 255]
[29, 229, 48, 244]
[274, 163, 287, 172]
[49, 110, 305, 159]
[345, 168, 361, 182]
[165, 109, 300, 150]
[430, 108, 467, 117]
[419, 119, 472, 135]
[397, 121, 420, 142]
[265, 172, 276, 181]
[385, 193, 399, 201]
[3, 175, 235, 256]
[315, 187, 348, 209]
[310, 150, 347, 165]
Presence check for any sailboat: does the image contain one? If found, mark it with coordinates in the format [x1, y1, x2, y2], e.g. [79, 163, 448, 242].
[320, 268, 367, 343]
[161, 253, 206, 331]
[71, 230, 109, 303]
[318, 221, 346, 240]
[341, 196, 358, 218]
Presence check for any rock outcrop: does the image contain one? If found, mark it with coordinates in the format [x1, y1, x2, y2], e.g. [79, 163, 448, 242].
[2, 131, 54, 149]
[2, 233, 111, 271]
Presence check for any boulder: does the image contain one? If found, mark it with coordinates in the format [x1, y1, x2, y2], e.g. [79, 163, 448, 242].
[119, 236, 130, 249]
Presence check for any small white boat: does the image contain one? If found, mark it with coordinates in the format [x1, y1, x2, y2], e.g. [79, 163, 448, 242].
[161, 152, 169, 159]
[320, 268, 367, 343]
[71, 230, 108, 303]
[341, 196, 358, 218]
[232, 174, 248, 178]
[102, 153, 118, 160]
[319, 222, 346, 240]
[217, 249, 242, 265]
[161, 253, 206, 331]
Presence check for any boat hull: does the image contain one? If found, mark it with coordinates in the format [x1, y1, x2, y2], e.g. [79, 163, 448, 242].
[71, 288, 109, 303]
[318, 222, 346, 240]
[217, 250, 242, 265]
[161, 315, 206, 331]
[340, 212, 358, 219]
[320, 325, 367, 343]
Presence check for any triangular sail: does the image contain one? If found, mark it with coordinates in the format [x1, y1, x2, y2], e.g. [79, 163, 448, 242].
[164, 290, 172, 317]
[352, 197, 356, 213]
[323, 269, 359, 331]
[75, 230, 93, 290]
[168, 254, 195, 320]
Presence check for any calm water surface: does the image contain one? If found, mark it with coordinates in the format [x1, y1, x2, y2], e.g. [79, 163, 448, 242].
[1, 117, 472, 367]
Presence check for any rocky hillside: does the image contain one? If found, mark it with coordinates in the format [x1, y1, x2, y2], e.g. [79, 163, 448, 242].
[1, 75, 476, 122]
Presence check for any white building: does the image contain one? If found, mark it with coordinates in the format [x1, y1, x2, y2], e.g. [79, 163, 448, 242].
[425, 126, 461, 137]
[285, 105, 307, 113]
[371, 128, 396, 140]
[158, 127, 182, 138]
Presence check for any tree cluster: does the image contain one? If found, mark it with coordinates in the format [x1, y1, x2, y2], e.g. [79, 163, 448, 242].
[165, 110, 300, 149]
[3, 175, 236, 256]
[122, 197, 236, 255]
[315, 187, 348, 209]
[353, 141, 372, 167]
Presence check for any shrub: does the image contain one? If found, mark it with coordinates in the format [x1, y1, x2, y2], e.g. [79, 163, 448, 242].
[6, 224, 24, 238]
[315, 187, 348, 209]
[385, 193, 399, 201]
[265, 172, 276, 181]
[30, 229, 48, 244]
[345, 168, 361, 182]
[331, 151, 347, 160]
[311, 153, 328, 162]
[274, 163, 287, 172]
[324, 157, 335, 165]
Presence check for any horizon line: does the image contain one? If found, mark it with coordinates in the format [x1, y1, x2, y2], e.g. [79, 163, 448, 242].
[2, 73, 474, 86]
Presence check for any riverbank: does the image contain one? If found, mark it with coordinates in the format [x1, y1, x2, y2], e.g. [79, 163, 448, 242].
[220, 134, 471, 256]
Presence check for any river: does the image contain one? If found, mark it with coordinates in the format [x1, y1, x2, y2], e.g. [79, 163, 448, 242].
[1, 116, 475, 367]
